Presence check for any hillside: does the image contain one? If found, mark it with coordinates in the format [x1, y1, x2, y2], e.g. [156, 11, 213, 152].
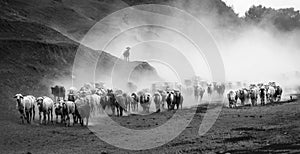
[0, 0, 129, 41]
[0, 15, 160, 113]
[0, 0, 241, 41]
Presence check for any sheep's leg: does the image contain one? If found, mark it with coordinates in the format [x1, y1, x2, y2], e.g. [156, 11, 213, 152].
[60, 114, 62, 123]
[28, 110, 31, 123]
[32, 106, 35, 121]
[47, 111, 50, 124]
[50, 109, 53, 124]
[65, 114, 70, 127]
[63, 114, 66, 123]
[65, 114, 69, 127]
[136, 104, 138, 112]
[25, 111, 29, 123]
[74, 114, 77, 124]
[30, 109, 33, 122]
[112, 106, 115, 116]
[20, 115, 24, 124]
[39, 112, 42, 124]
[128, 103, 130, 112]
[120, 108, 123, 116]
[81, 118, 83, 126]
[115, 107, 119, 116]
[72, 114, 75, 126]
[49, 112, 52, 124]
[45, 113, 48, 124]
[43, 112, 47, 124]
[28, 110, 32, 123]
[68, 114, 70, 127]
[132, 104, 135, 112]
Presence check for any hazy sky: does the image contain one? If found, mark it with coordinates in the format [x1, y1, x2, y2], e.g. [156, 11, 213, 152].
[223, 0, 300, 16]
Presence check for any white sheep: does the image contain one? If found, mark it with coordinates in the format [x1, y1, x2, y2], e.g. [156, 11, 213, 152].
[14, 94, 36, 124]
[36, 96, 54, 124]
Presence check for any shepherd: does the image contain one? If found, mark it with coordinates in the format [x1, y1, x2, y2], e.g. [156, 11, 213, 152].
[123, 46, 130, 62]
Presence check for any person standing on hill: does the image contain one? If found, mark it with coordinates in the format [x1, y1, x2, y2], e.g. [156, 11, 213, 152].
[123, 46, 130, 62]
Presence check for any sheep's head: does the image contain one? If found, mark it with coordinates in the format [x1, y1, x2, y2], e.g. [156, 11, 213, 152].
[107, 89, 112, 94]
[14, 94, 23, 99]
[131, 93, 136, 97]
[59, 99, 65, 104]
[14, 94, 23, 105]
[54, 100, 63, 108]
[145, 93, 151, 101]
[36, 97, 44, 106]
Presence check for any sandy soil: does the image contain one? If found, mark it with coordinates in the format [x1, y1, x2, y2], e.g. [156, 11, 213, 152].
[0, 98, 299, 154]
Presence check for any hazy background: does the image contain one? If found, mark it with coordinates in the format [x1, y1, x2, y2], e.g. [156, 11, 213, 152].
[76, 0, 300, 91]
[1, 0, 300, 94]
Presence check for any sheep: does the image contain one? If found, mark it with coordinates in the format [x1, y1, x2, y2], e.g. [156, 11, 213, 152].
[14, 94, 35, 124]
[61, 100, 76, 127]
[86, 94, 101, 116]
[153, 92, 162, 112]
[36, 96, 54, 124]
[75, 97, 90, 126]
[54, 100, 64, 123]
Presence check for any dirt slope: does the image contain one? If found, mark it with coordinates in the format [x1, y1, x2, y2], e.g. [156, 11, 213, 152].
[0, 15, 160, 114]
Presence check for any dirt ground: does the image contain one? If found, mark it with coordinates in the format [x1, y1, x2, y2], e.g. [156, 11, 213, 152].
[0, 98, 299, 154]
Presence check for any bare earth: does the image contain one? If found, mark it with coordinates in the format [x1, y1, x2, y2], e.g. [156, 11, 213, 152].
[0, 100, 299, 154]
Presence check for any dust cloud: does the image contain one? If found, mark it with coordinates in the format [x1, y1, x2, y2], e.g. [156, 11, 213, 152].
[60, 0, 300, 94]
[151, 0, 300, 91]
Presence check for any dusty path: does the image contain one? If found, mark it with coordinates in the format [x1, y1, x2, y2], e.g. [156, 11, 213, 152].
[0, 100, 299, 154]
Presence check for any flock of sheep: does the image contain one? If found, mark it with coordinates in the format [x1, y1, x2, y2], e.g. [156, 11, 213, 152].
[13, 83, 185, 127]
[13, 81, 284, 127]
[227, 82, 283, 108]
[14, 93, 82, 126]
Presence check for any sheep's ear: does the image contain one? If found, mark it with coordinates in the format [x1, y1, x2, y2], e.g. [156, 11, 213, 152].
[13, 95, 17, 98]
